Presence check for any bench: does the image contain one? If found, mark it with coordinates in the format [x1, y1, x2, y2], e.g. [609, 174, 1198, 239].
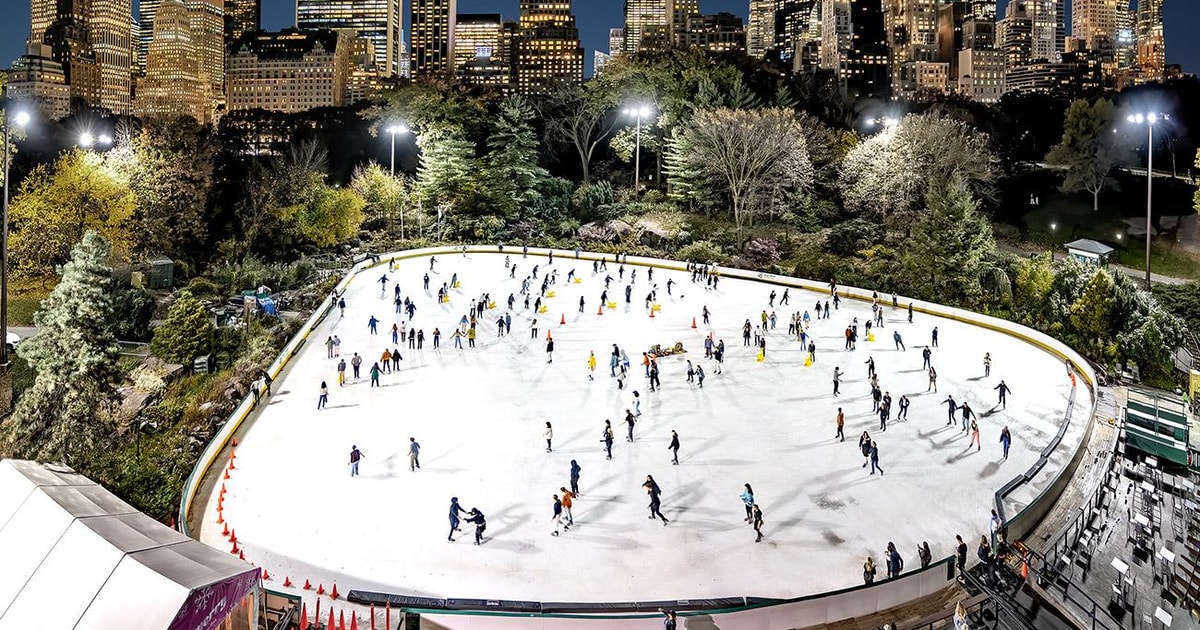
[899, 593, 988, 630]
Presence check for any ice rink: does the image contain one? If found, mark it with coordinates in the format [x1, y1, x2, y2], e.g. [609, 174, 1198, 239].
[199, 251, 1092, 602]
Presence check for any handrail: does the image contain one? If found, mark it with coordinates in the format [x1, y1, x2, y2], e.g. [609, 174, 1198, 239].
[179, 246, 1099, 624]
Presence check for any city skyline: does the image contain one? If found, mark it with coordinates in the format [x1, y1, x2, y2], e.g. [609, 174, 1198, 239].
[6, 0, 1199, 84]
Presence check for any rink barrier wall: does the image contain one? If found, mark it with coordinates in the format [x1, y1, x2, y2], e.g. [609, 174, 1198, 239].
[179, 245, 1096, 625]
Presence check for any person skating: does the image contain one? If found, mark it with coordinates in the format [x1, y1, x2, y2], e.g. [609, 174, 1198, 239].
[983, 352, 992, 377]
[370, 362, 381, 387]
[943, 395, 958, 426]
[337, 359, 346, 386]
[832, 366, 842, 396]
[368, 315, 379, 335]
[781, 288, 789, 305]
[668, 430, 680, 464]
[587, 351, 596, 380]
[863, 557, 877, 585]
[836, 408, 845, 441]
[960, 402, 975, 433]
[602, 421, 614, 459]
[348, 445, 363, 476]
[927, 366, 938, 392]
[695, 364, 705, 388]
[931, 327, 939, 347]
[954, 535, 968, 574]
[560, 487, 576, 526]
[391, 348, 402, 372]
[907, 302, 913, 323]
[380, 349, 392, 373]
[546, 337, 555, 363]
[969, 419, 981, 451]
[551, 495, 565, 536]
[922, 347, 932, 370]
[338, 297, 346, 318]
[999, 426, 1012, 461]
[649, 363, 661, 392]
[332, 335, 341, 357]
[351, 353, 363, 379]
[465, 508, 487, 545]
[447, 497, 468, 541]
[753, 504, 765, 543]
[544, 422, 554, 452]
[624, 410, 637, 442]
[740, 483, 755, 522]
[325, 335, 335, 358]
[807, 340, 817, 363]
[865, 356, 875, 378]
[713, 341, 724, 374]
[869, 441, 883, 475]
[318, 381, 329, 409]
[897, 395, 910, 421]
[408, 437, 421, 471]
[686, 360, 695, 383]
[859, 431, 872, 467]
[644, 475, 669, 525]
[893, 331, 906, 351]
[994, 380, 1011, 409]
[570, 460, 582, 495]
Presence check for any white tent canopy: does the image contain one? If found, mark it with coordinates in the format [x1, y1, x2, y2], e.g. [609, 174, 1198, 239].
[0, 460, 259, 630]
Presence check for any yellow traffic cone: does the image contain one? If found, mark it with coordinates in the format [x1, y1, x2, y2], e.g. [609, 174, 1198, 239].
[756, 350, 765, 362]
[804, 355, 813, 367]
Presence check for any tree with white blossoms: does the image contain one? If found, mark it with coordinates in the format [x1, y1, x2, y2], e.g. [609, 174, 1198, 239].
[0, 231, 122, 464]
[671, 107, 814, 236]
[839, 114, 998, 222]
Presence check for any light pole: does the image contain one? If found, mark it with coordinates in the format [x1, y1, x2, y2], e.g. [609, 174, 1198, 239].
[1127, 112, 1167, 289]
[79, 132, 112, 149]
[386, 124, 410, 239]
[623, 105, 652, 195]
[1048, 222, 1057, 260]
[2, 106, 30, 368]
[865, 117, 900, 133]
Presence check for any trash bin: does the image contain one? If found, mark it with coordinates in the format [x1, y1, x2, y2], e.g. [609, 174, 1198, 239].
[147, 257, 174, 289]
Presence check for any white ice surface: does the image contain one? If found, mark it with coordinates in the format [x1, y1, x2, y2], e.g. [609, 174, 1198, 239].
[199, 252, 1091, 603]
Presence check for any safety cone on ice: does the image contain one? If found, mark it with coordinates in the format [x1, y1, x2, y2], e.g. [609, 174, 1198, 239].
[238, 550, 245, 561]
[299, 603, 308, 630]
[560, 314, 566, 325]
[262, 569, 270, 581]
[316, 599, 321, 623]
[221, 522, 229, 537]
[216, 510, 224, 525]
[350, 613, 359, 630]
[217, 496, 224, 512]
[230, 448, 237, 461]
[229, 529, 238, 543]
[231, 540, 240, 554]
[691, 317, 697, 329]
[219, 483, 226, 497]
[649, 309, 655, 319]
[546, 330, 552, 341]
[339, 610, 346, 630]
[330, 583, 340, 600]
[223, 468, 230, 480]
[369, 605, 376, 630]
[385, 603, 391, 630]
[317, 583, 326, 595]
[327, 608, 334, 630]
[303, 578, 312, 590]
[228, 457, 235, 471]
[597, 305, 603, 316]
[283, 576, 293, 588]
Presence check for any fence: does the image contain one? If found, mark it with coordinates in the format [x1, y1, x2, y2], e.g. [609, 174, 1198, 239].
[178, 245, 1099, 628]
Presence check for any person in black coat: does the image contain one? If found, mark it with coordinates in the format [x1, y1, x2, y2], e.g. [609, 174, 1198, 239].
[465, 508, 487, 545]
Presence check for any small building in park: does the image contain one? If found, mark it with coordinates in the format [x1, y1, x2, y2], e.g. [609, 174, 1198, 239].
[1063, 238, 1115, 267]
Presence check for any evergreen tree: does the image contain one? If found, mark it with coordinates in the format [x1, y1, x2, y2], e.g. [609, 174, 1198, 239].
[1069, 269, 1115, 357]
[899, 177, 995, 304]
[1045, 99, 1124, 211]
[151, 291, 215, 366]
[1, 232, 122, 463]
[415, 123, 478, 213]
[486, 96, 548, 219]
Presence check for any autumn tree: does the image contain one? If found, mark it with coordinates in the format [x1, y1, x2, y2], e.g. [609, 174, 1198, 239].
[1046, 98, 1124, 211]
[349, 162, 409, 234]
[1, 232, 122, 463]
[669, 108, 814, 235]
[8, 150, 136, 278]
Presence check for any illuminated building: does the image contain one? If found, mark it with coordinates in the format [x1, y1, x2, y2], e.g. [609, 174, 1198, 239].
[226, 28, 354, 113]
[134, 0, 209, 121]
[411, 0, 456, 75]
[513, 0, 582, 94]
[453, 13, 511, 86]
[298, 0, 404, 77]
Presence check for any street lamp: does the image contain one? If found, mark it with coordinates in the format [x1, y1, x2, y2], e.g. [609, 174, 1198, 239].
[623, 105, 653, 195]
[1127, 111, 1167, 289]
[78, 132, 112, 149]
[386, 124, 411, 239]
[2, 107, 31, 368]
[865, 117, 900, 132]
[1049, 222, 1057, 260]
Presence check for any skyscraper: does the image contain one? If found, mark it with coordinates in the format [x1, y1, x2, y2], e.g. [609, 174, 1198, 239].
[453, 13, 509, 85]
[298, 0, 404, 77]
[188, 0, 225, 109]
[88, 0, 134, 113]
[609, 26, 624, 55]
[998, 0, 1033, 68]
[774, 0, 815, 64]
[885, 0, 941, 97]
[847, 0, 890, 98]
[1027, 0, 1062, 62]
[1071, 0, 1118, 57]
[1135, 0, 1163, 80]
[224, 0, 260, 47]
[623, 0, 668, 53]
[747, 0, 775, 59]
[135, 0, 208, 121]
[513, 0, 582, 93]
[411, 0, 456, 76]
[39, 0, 103, 108]
[7, 43, 73, 119]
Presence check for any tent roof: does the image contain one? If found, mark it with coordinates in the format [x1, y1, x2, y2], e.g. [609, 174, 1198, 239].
[0, 459, 257, 629]
[1063, 238, 1115, 256]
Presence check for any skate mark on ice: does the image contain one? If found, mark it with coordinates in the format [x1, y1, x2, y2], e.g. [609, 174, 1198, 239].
[810, 493, 846, 512]
[821, 530, 846, 545]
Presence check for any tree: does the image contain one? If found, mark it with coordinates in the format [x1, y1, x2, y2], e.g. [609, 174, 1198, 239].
[150, 291, 215, 365]
[8, 150, 136, 278]
[671, 108, 814, 235]
[541, 81, 620, 184]
[486, 95, 548, 218]
[1069, 269, 1115, 357]
[898, 177, 996, 304]
[839, 114, 998, 221]
[414, 123, 479, 213]
[0, 232, 122, 463]
[1046, 99, 1123, 211]
[349, 162, 408, 233]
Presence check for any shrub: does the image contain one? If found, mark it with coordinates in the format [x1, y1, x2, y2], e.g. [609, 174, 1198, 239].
[150, 291, 215, 366]
[110, 286, 155, 341]
[825, 219, 884, 257]
[677, 240, 724, 263]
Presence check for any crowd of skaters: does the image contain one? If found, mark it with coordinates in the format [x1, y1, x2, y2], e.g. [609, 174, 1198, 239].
[310, 247, 1061, 585]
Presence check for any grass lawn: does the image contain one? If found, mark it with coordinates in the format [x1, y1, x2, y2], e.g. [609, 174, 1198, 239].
[7, 292, 48, 327]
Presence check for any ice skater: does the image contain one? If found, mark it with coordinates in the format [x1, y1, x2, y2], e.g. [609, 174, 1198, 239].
[999, 426, 1012, 461]
[351, 353, 362, 378]
[897, 395, 910, 420]
[943, 395, 957, 426]
[544, 422, 554, 452]
[408, 437, 421, 471]
[570, 460, 581, 495]
[370, 362, 381, 387]
[465, 508, 486, 545]
[927, 365, 938, 392]
[960, 402, 975, 433]
[931, 326, 939, 347]
[587, 351, 597, 380]
[836, 408, 845, 441]
[602, 421, 614, 459]
[551, 495, 565, 536]
[318, 381, 328, 409]
[994, 380, 1011, 409]
[624, 410, 637, 441]
[969, 419, 981, 452]
[368, 315, 379, 335]
[832, 366, 842, 396]
[644, 475, 669, 525]
[740, 483, 755, 522]
[869, 441, 883, 475]
[922, 347, 932, 370]
[668, 430, 680, 464]
[893, 331, 905, 351]
[859, 431, 872, 467]
[546, 337, 555, 363]
[983, 352, 992, 377]
[560, 487, 576, 525]
[447, 497, 468, 541]
[753, 504, 765, 543]
[337, 358, 346, 386]
[348, 445, 363, 476]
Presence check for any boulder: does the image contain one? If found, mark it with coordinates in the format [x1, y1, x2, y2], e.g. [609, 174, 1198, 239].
[639, 225, 671, 247]
[577, 220, 634, 242]
[993, 223, 1020, 238]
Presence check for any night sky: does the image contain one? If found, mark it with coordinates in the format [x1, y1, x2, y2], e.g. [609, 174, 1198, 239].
[6, 1, 1200, 83]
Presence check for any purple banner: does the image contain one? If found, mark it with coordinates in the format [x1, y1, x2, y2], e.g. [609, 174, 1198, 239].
[168, 568, 260, 630]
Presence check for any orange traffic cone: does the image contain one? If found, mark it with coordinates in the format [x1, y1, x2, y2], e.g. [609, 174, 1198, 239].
[317, 583, 326, 595]
[331, 583, 340, 600]
[223, 468, 230, 480]
[232, 437, 238, 447]
[597, 305, 603, 315]
[283, 576, 293, 588]
[327, 608, 334, 630]
[238, 550, 245, 561]
[229, 529, 237, 543]
[219, 483, 226, 497]
[216, 510, 224, 525]
[316, 599, 321, 624]
[339, 610, 346, 630]
[649, 309, 655, 319]
[370, 605, 376, 630]
[217, 496, 223, 512]
[262, 569, 270, 580]
[303, 578, 312, 590]
[299, 603, 308, 630]
[231, 540, 240, 554]
[230, 448, 237, 461]
[221, 522, 229, 537]
[350, 613, 359, 630]
[691, 317, 697, 329]
[560, 314, 566, 325]
[228, 457, 235, 471]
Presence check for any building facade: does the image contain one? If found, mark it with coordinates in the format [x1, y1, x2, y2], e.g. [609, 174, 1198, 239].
[134, 0, 209, 121]
[88, 0, 133, 113]
[1135, 0, 1163, 81]
[226, 28, 353, 112]
[623, 0, 668, 53]
[747, 0, 775, 59]
[224, 0, 259, 46]
[677, 12, 746, 54]
[513, 0, 583, 93]
[6, 43, 72, 119]
[453, 13, 510, 86]
[297, 0, 404, 77]
[411, 0, 455, 76]
[885, 0, 940, 97]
